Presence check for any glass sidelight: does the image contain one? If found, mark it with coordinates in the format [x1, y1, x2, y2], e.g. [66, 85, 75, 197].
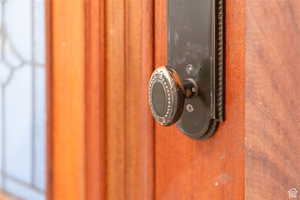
[0, 0, 46, 199]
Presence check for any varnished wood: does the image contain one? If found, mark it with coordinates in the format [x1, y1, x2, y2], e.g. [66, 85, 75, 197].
[48, 0, 107, 199]
[45, 0, 53, 198]
[245, 1, 300, 199]
[105, 0, 154, 198]
[124, 0, 155, 199]
[47, 0, 86, 199]
[84, 0, 107, 199]
[106, 0, 126, 197]
[48, 0, 154, 199]
[154, 0, 246, 199]
[47, 0, 300, 199]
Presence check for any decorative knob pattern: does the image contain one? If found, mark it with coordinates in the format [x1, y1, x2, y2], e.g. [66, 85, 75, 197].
[148, 67, 184, 126]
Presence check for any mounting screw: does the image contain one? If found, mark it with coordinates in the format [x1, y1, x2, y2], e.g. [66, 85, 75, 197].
[185, 64, 193, 74]
[186, 104, 194, 112]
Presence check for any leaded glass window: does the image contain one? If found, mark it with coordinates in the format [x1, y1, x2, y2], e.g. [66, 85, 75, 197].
[0, 0, 46, 199]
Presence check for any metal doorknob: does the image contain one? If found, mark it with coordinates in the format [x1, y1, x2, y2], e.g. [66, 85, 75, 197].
[148, 67, 184, 126]
[146, 0, 224, 139]
[148, 66, 197, 126]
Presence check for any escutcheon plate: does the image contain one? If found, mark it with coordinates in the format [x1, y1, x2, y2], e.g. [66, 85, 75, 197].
[168, 0, 224, 139]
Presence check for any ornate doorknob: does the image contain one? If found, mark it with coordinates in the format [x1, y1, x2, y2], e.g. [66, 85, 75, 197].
[148, 67, 184, 126]
[148, 66, 197, 126]
[147, 0, 224, 140]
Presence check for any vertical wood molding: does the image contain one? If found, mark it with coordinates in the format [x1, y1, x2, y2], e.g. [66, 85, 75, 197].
[48, 0, 154, 199]
[106, 0, 155, 199]
[84, 0, 107, 199]
[46, 0, 53, 198]
[124, 0, 155, 198]
[154, 0, 167, 66]
[154, 0, 245, 199]
[47, 0, 86, 199]
[48, 0, 107, 199]
[246, 1, 300, 199]
[48, 0, 107, 198]
[106, 0, 126, 197]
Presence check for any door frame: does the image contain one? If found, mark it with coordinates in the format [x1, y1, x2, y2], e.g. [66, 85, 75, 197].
[46, 0, 106, 199]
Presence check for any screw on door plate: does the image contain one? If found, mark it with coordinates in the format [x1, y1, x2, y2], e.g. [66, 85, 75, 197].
[186, 104, 194, 112]
[185, 64, 193, 74]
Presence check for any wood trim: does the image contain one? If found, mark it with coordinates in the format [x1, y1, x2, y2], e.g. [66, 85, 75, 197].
[47, 0, 86, 199]
[47, 0, 154, 199]
[45, 0, 53, 198]
[154, 0, 246, 199]
[105, 0, 155, 198]
[105, 0, 126, 197]
[47, 0, 107, 198]
[84, 0, 107, 199]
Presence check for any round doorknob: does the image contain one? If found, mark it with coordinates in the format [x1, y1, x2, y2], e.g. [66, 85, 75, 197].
[148, 67, 185, 126]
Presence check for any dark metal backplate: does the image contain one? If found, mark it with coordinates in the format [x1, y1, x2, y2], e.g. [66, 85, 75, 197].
[168, 0, 224, 139]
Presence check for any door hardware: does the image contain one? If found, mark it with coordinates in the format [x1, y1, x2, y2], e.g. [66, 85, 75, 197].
[148, 0, 225, 139]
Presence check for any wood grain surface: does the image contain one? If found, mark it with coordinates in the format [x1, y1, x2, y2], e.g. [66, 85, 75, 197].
[48, 0, 108, 199]
[48, 0, 155, 199]
[47, 0, 86, 199]
[154, 0, 246, 199]
[105, 0, 155, 198]
[245, 1, 300, 199]
[47, 0, 300, 199]
[84, 0, 107, 199]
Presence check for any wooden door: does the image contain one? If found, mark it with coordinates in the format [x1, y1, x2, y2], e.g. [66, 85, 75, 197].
[47, 0, 300, 199]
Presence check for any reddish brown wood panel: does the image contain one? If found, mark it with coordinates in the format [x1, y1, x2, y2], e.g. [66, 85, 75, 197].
[47, 0, 86, 199]
[45, 0, 53, 198]
[84, 0, 106, 199]
[154, 0, 246, 199]
[105, 0, 126, 197]
[48, 0, 155, 198]
[47, 0, 107, 199]
[246, 1, 300, 199]
[105, 0, 154, 199]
